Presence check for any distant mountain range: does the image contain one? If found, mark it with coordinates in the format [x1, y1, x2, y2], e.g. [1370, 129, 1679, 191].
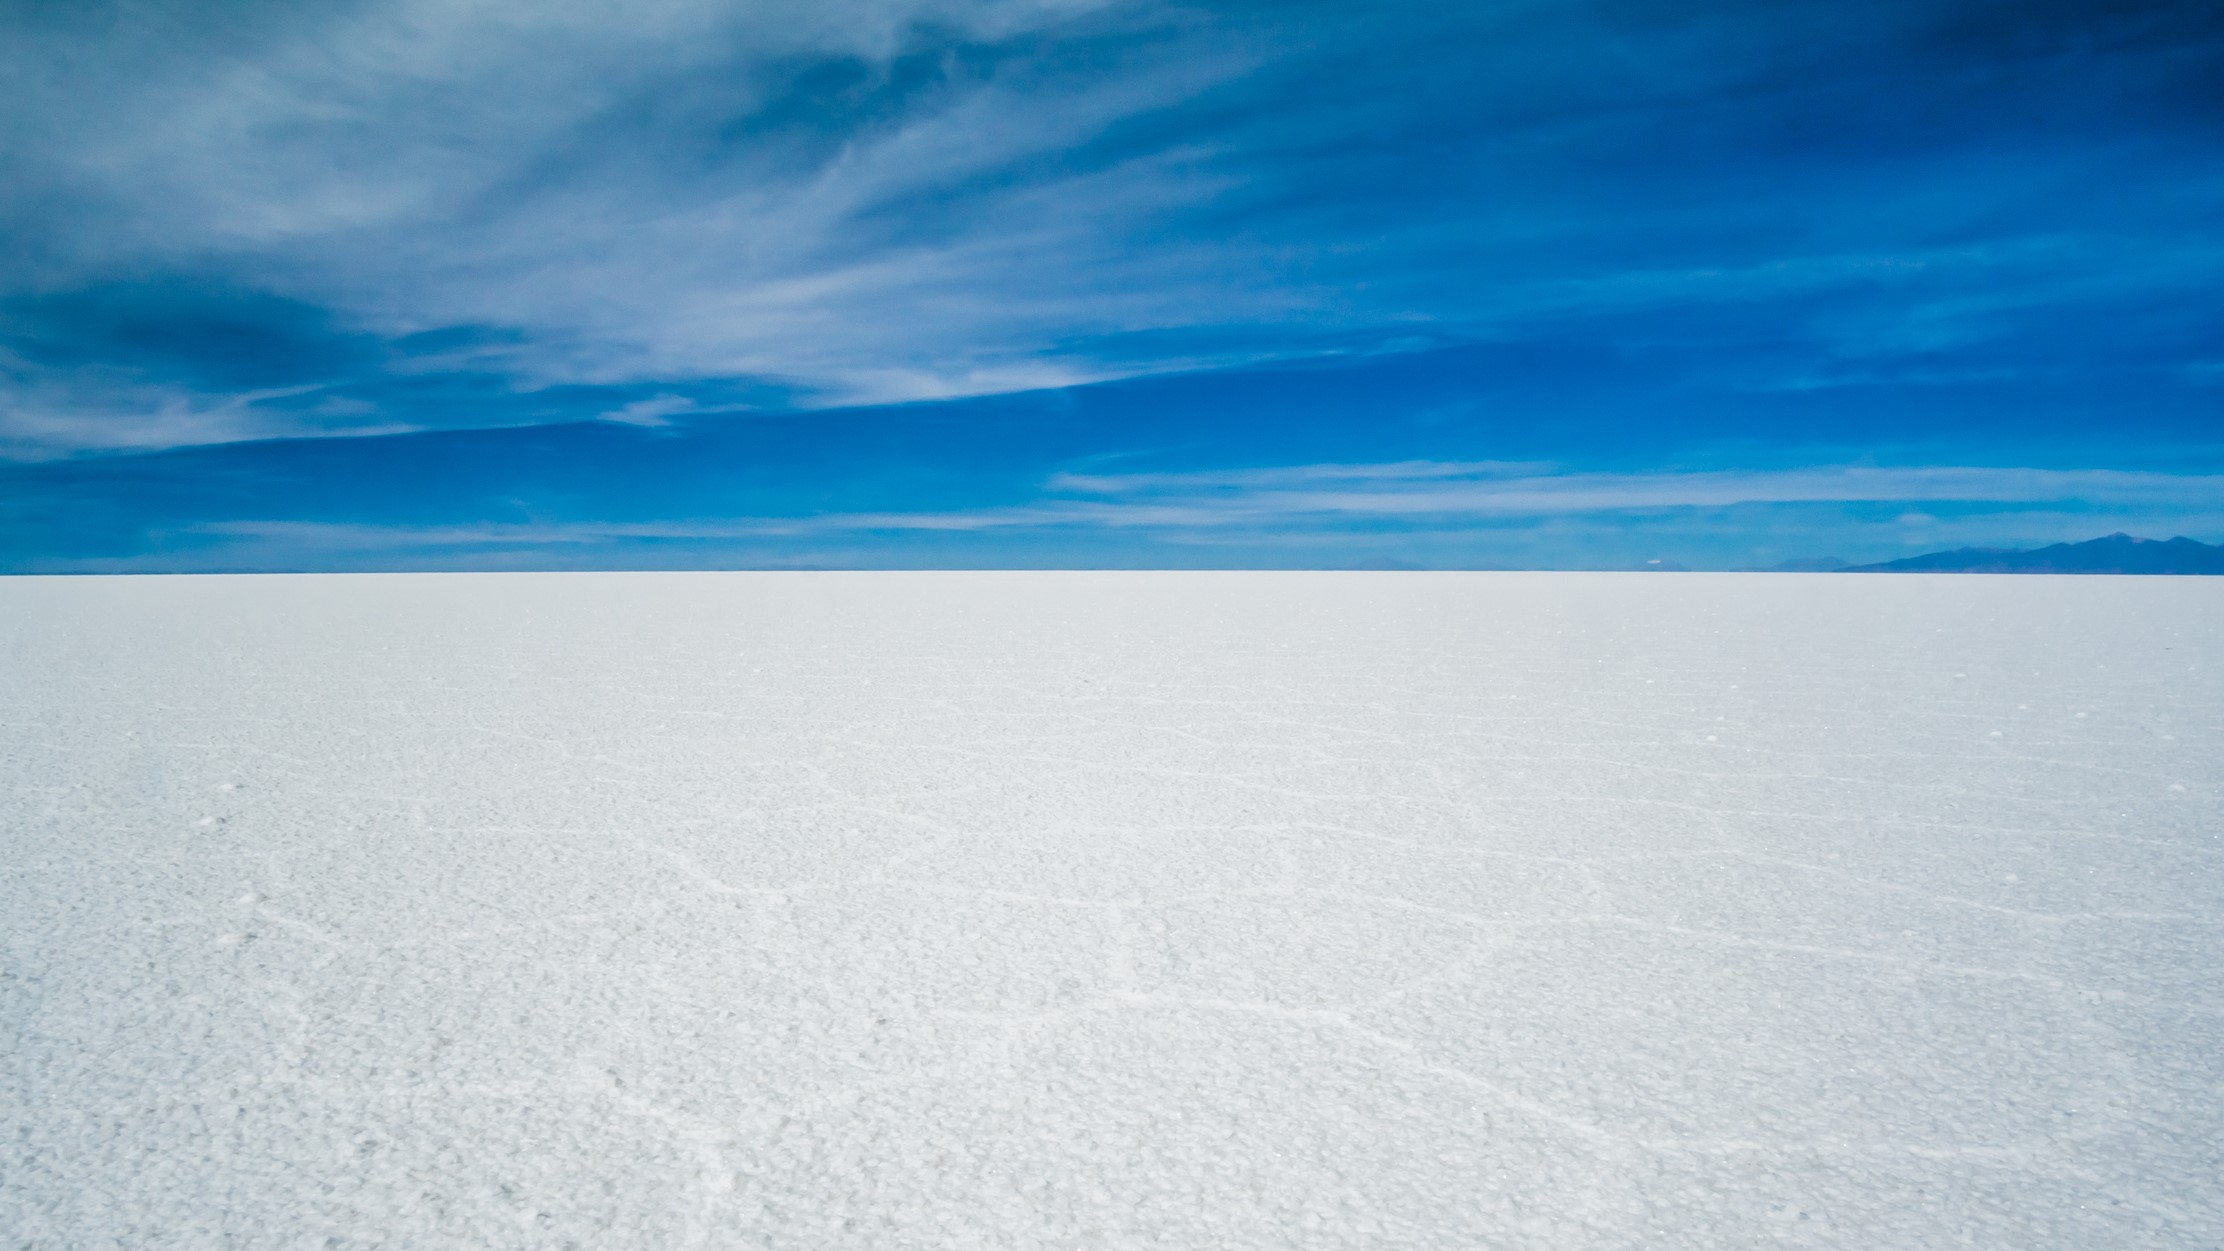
[1321, 534, 2222, 573]
[1833, 533, 2224, 574]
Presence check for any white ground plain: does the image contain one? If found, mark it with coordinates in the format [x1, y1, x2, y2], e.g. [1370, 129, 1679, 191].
[2, 572, 2220, 1249]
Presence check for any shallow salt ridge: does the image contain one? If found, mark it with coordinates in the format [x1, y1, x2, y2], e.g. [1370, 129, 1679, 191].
[2, 571, 2220, 1250]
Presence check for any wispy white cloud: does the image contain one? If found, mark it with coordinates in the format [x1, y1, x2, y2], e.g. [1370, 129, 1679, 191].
[1044, 459, 1558, 494]
[981, 462, 2224, 526]
[0, 371, 409, 459]
[597, 394, 696, 426]
[7, 0, 2221, 457]
[193, 462, 2224, 546]
[747, 462, 2224, 535]
[5, 0, 1287, 433]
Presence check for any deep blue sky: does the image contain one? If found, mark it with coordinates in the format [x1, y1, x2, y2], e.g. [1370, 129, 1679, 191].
[3, 0, 2220, 570]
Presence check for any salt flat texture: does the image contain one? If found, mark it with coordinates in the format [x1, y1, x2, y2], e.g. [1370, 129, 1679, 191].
[3, 572, 2220, 1250]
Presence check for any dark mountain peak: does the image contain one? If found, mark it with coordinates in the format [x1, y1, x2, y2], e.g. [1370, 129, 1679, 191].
[1840, 534, 2224, 574]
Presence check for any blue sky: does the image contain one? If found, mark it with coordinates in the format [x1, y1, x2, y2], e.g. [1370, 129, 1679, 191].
[3, 0, 2221, 571]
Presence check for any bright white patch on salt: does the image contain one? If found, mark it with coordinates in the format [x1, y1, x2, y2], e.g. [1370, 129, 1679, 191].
[2, 572, 2219, 1248]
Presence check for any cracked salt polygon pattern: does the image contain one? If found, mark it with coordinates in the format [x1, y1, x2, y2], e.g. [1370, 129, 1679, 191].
[2, 571, 2219, 1250]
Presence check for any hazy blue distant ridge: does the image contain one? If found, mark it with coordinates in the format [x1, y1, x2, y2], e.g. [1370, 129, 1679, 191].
[1841, 533, 2224, 574]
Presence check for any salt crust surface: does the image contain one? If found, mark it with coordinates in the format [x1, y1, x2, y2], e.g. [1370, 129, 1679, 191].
[2, 571, 2219, 1250]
